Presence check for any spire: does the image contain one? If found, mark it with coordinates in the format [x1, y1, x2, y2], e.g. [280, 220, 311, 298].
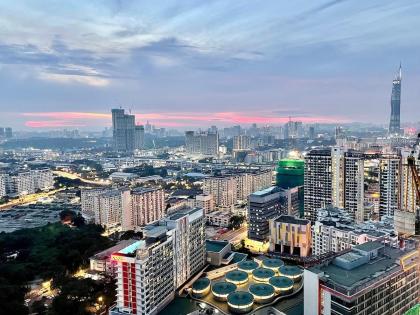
[397, 62, 402, 81]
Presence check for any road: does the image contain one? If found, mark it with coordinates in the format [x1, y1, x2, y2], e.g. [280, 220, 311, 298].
[215, 226, 247, 245]
[53, 170, 110, 186]
[0, 188, 65, 211]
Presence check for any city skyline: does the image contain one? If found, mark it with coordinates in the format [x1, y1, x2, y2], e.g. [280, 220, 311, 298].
[1, 1, 420, 130]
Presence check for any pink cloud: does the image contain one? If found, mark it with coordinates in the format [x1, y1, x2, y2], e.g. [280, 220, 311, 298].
[25, 120, 86, 128]
[21, 111, 348, 128]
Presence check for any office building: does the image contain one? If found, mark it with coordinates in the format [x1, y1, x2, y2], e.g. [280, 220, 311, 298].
[248, 186, 283, 241]
[185, 131, 219, 156]
[131, 187, 165, 227]
[304, 149, 333, 222]
[312, 206, 397, 256]
[269, 215, 311, 257]
[389, 64, 402, 135]
[304, 241, 419, 315]
[276, 159, 304, 217]
[379, 154, 400, 218]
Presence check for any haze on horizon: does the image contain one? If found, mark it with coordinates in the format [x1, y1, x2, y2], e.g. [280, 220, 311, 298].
[0, 0, 420, 130]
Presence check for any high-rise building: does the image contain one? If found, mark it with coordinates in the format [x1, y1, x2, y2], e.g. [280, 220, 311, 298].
[112, 108, 136, 152]
[379, 154, 400, 218]
[304, 149, 332, 222]
[389, 64, 402, 135]
[164, 207, 206, 288]
[187, 194, 214, 214]
[276, 159, 304, 217]
[134, 125, 145, 150]
[269, 215, 311, 257]
[97, 189, 132, 230]
[203, 170, 272, 207]
[131, 187, 165, 227]
[0, 174, 6, 198]
[109, 207, 206, 315]
[248, 186, 283, 241]
[185, 131, 219, 156]
[233, 135, 251, 151]
[304, 241, 419, 315]
[343, 150, 365, 222]
[110, 228, 175, 315]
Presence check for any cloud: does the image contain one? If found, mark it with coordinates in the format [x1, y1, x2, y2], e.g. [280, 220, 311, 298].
[21, 110, 347, 129]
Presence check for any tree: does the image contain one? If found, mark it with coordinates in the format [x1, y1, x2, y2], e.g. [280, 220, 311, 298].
[229, 215, 245, 229]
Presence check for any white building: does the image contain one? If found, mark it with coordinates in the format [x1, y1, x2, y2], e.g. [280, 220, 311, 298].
[131, 187, 165, 228]
[203, 170, 272, 207]
[187, 193, 214, 214]
[110, 207, 206, 315]
[0, 174, 7, 198]
[379, 154, 400, 218]
[312, 206, 397, 256]
[206, 210, 231, 227]
[233, 135, 251, 151]
[185, 131, 219, 156]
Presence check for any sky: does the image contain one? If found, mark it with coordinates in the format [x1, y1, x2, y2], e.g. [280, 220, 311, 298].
[0, 0, 420, 130]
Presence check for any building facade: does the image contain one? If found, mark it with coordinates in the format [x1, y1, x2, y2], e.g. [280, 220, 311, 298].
[379, 154, 400, 218]
[389, 64, 402, 135]
[269, 215, 311, 257]
[304, 149, 333, 222]
[248, 186, 283, 241]
[131, 187, 165, 228]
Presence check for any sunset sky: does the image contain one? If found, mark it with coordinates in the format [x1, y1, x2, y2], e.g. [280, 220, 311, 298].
[1, 0, 419, 129]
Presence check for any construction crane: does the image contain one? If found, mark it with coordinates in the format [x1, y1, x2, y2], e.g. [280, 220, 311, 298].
[407, 156, 420, 201]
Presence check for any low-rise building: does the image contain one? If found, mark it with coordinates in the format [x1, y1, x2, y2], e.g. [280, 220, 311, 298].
[269, 215, 311, 257]
[206, 210, 231, 227]
[312, 206, 398, 256]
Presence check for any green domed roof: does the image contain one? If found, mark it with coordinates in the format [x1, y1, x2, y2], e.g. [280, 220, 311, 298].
[227, 291, 254, 306]
[192, 277, 210, 291]
[248, 283, 275, 297]
[212, 281, 237, 295]
[269, 276, 294, 289]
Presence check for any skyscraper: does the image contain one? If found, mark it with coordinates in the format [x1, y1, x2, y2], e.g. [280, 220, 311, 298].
[389, 64, 402, 135]
[112, 108, 135, 152]
[304, 149, 332, 222]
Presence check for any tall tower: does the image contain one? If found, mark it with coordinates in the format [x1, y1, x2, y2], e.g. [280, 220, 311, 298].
[111, 108, 136, 152]
[389, 64, 402, 135]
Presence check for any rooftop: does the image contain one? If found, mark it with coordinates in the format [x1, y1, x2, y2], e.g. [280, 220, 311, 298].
[274, 215, 310, 225]
[227, 291, 254, 306]
[206, 240, 229, 253]
[192, 278, 211, 291]
[211, 281, 237, 295]
[251, 186, 280, 197]
[310, 243, 416, 295]
[269, 276, 294, 289]
[248, 283, 275, 297]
